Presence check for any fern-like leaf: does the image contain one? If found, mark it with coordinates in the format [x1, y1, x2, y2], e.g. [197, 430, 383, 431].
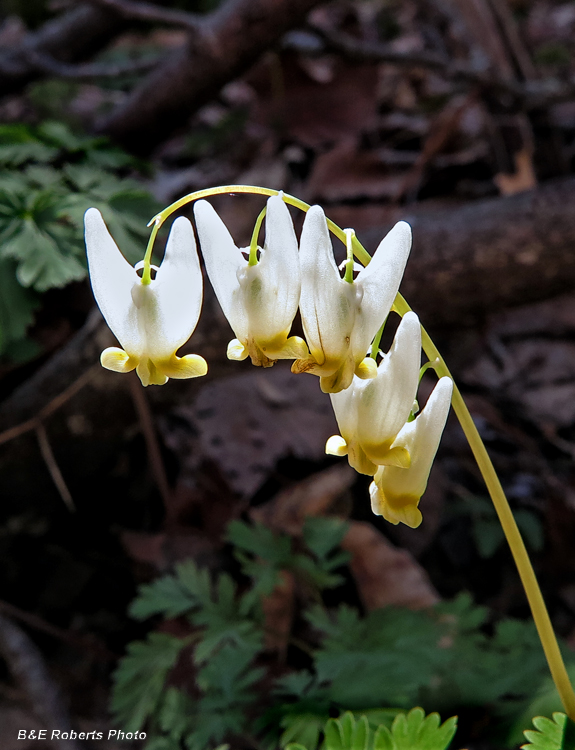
[373, 708, 457, 750]
[111, 633, 185, 733]
[522, 713, 575, 750]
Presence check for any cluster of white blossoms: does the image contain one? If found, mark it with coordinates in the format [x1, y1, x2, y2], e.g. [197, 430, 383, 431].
[85, 193, 452, 528]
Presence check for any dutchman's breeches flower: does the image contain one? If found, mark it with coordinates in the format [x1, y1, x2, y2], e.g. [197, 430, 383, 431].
[326, 311, 422, 475]
[84, 208, 207, 387]
[292, 205, 412, 393]
[369, 376, 453, 528]
[193, 194, 308, 367]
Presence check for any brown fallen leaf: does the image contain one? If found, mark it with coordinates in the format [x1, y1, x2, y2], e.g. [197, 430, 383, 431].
[252, 465, 439, 612]
[250, 464, 355, 534]
[342, 521, 440, 611]
[494, 147, 537, 196]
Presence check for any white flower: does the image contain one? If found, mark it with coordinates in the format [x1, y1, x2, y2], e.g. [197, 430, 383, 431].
[292, 206, 412, 393]
[369, 376, 453, 528]
[326, 311, 422, 475]
[193, 194, 308, 367]
[85, 208, 207, 387]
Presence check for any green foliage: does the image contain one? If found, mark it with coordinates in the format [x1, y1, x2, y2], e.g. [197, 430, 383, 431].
[111, 633, 186, 733]
[508, 665, 575, 746]
[0, 121, 158, 359]
[521, 713, 575, 750]
[112, 519, 567, 749]
[283, 710, 457, 750]
[373, 708, 457, 750]
[228, 517, 349, 607]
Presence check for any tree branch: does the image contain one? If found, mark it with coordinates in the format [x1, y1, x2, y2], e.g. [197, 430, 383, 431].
[0, 4, 130, 95]
[313, 26, 575, 110]
[0, 615, 81, 750]
[96, 0, 327, 154]
[26, 48, 162, 79]
[87, 0, 202, 30]
[361, 177, 575, 327]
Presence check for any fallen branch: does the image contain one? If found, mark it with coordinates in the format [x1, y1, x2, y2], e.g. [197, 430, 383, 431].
[26, 48, 161, 79]
[0, 615, 81, 750]
[0, 3, 128, 96]
[87, 0, 202, 30]
[363, 176, 575, 327]
[95, 0, 327, 154]
[314, 26, 575, 110]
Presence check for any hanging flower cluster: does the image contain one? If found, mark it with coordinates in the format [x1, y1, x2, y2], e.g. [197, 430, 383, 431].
[84, 190, 452, 528]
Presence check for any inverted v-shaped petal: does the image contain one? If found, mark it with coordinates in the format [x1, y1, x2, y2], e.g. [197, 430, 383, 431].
[84, 207, 143, 356]
[357, 311, 421, 454]
[146, 216, 203, 360]
[194, 199, 248, 341]
[249, 194, 301, 340]
[352, 221, 412, 362]
[299, 205, 355, 367]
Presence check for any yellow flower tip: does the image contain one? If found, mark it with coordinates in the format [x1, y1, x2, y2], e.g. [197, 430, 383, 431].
[355, 357, 378, 380]
[227, 339, 249, 361]
[136, 359, 169, 387]
[100, 347, 137, 374]
[370, 483, 423, 528]
[281, 335, 310, 360]
[325, 435, 348, 457]
[291, 357, 319, 375]
[365, 443, 411, 469]
[319, 358, 355, 394]
[347, 445, 378, 476]
[161, 353, 208, 380]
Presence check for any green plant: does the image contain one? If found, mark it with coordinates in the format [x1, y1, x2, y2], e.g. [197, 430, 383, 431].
[111, 517, 568, 749]
[0, 121, 158, 361]
[521, 712, 575, 750]
[287, 709, 457, 750]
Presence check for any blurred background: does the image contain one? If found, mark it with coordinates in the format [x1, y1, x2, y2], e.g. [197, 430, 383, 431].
[2, 0, 575, 748]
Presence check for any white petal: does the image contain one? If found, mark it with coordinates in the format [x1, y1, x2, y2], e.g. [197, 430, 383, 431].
[84, 207, 143, 356]
[357, 311, 421, 450]
[382, 376, 453, 498]
[144, 217, 203, 360]
[329, 377, 359, 442]
[352, 221, 412, 362]
[299, 205, 355, 366]
[193, 200, 248, 341]
[243, 194, 300, 341]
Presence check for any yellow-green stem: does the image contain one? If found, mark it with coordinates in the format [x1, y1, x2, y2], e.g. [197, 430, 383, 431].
[344, 228, 355, 283]
[146, 184, 575, 718]
[393, 293, 575, 721]
[141, 219, 160, 285]
[249, 205, 267, 266]
[370, 321, 386, 360]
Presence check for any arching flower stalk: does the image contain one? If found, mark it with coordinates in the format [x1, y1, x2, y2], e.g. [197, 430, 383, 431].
[292, 205, 412, 393]
[193, 194, 308, 367]
[85, 208, 207, 387]
[84, 183, 575, 721]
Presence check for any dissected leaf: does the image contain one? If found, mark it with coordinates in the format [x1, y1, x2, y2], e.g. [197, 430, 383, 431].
[374, 708, 456, 750]
[522, 712, 575, 750]
[111, 633, 185, 733]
